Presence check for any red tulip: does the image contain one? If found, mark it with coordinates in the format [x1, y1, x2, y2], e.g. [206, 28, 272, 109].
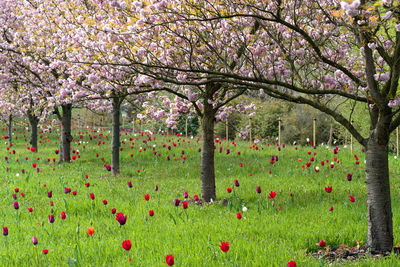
[288, 260, 296, 267]
[102, 200, 108, 205]
[329, 206, 334, 211]
[318, 240, 326, 247]
[90, 193, 95, 200]
[268, 191, 277, 199]
[236, 212, 242, 220]
[227, 188, 232, 193]
[182, 201, 188, 209]
[324, 186, 332, 193]
[193, 195, 199, 201]
[165, 254, 174, 266]
[144, 194, 150, 201]
[60, 212, 66, 220]
[85, 183, 90, 187]
[111, 208, 117, 214]
[122, 240, 132, 251]
[149, 210, 154, 216]
[43, 249, 48, 254]
[28, 207, 33, 212]
[349, 195, 355, 202]
[219, 242, 229, 252]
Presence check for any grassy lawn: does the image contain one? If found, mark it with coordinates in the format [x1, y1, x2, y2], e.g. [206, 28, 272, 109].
[1, 124, 400, 266]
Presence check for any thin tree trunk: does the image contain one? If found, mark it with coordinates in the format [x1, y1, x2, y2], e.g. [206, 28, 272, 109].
[8, 115, 12, 144]
[59, 104, 73, 163]
[200, 103, 216, 202]
[366, 140, 393, 252]
[111, 97, 121, 176]
[28, 112, 39, 152]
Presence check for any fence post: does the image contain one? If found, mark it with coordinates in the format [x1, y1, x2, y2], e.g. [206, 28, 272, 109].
[278, 117, 281, 145]
[225, 119, 229, 140]
[397, 127, 399, 158]
[185, 117, 188, 138]
[249, 118, 252, 143]
[350, 120, 354, 154]
[313, 118, 316, 146]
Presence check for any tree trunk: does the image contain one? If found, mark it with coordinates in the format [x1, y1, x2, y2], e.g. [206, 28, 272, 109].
[28, 111, 38, 152]
[59, 104, 73, 163]
[111, 97, 121, 176]
[200, 103, 216, 202]
[366, 140, 393, 253]
[8, 115, 12, 144]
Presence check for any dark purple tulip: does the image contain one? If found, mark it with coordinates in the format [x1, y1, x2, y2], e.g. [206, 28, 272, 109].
[256, 186, 261, 194]
[234, 180, 240, 187]
[183, 192, 188, 198]
[13, 201, 19, 210]
[32, 236, 38, 245]
[174, 198, 181, 207]
[278, 147, 281, 151]
[127, 181, 133, 188]
[313, 145, 317, 149]
[226, 149, 230, 155]
[167, 156, 170, 161]
[47, 191, 52, 198]
[64, 187, 69, 194]
[106, 165, 111, 171]
[282, 144, 286, 148]
[48, 214, 55, 223]
[12, 194, 17, 200]
[271, 155, 275, 161]
[198, 148, 201, 152]
[154, 185, 158, 191]
[21, 169, 25, 174]
[168, 146, 171, 150]
[275, 156, 279, 161]
[347, 173, 352, 181]
[5, 156, 8, 161]
[2, 227, 8, 236]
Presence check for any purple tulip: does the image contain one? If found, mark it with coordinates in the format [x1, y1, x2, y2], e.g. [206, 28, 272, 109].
[32, 236, 38, 245]
[127, 181, 133, 188]
[347, 173, 353, 181]
[154, 184, 158, 191]
[174, 198, 181, 207]
[2, 227, 8, 236]
[13, 201, 19, 210]
[48, 214, 55, 223]
[47, 191, 52, 198]
[234, 180, 240, 187]
[183, 192, 188, 198]
[256, 186, 261, 194]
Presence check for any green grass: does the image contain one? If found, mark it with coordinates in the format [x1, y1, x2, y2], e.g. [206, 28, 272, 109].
[1, 123, 400, 266]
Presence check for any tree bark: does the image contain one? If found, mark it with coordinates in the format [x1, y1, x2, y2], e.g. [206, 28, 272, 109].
[28, 111, 39, 152]
[111, 97, 121, 176]
[59, 104, 73, 163]
[8, 115, 12, 144]
[200, 101, 216, 202]
[366, 139, 393, 253]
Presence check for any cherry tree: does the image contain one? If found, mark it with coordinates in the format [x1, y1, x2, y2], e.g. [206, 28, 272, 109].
[102, 0, 398, 252]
